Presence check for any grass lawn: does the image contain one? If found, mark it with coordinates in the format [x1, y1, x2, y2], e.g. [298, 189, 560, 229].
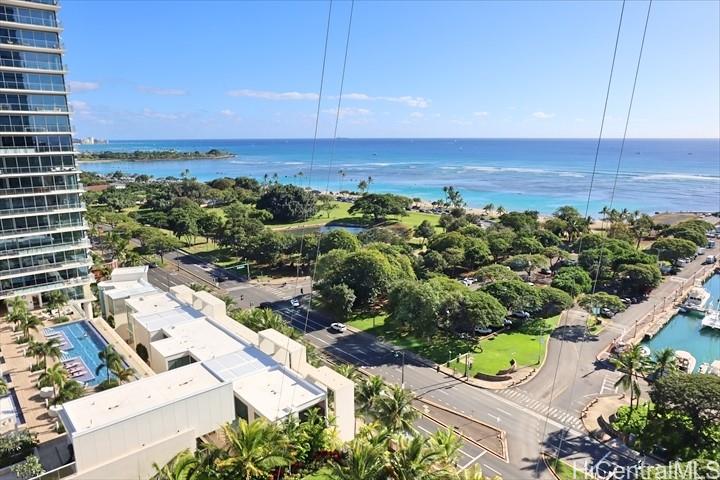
[544, 454, 594, 480]
[451, 315, 561, 376]
[348, 312, 561, 377]
[303, 468, 335, 480]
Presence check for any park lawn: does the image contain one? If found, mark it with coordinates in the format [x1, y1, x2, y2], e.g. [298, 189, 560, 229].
[347, 313, 477, 366]
[302, 468, 335, 480]
[268, 202, 365, 230]
[451, 315, 561, 376]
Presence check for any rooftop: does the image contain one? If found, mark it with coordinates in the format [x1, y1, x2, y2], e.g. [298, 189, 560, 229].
[99, 278, 156, 301]
[59, 363, 223, 436]
[133, 303, 204, 333]
[151, 318, 245, 361]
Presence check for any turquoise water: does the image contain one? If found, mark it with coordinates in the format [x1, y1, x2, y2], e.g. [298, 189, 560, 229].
[78, 138, 720, 214]
[643, 274, 720, 372]
[47, 321, 115, 386]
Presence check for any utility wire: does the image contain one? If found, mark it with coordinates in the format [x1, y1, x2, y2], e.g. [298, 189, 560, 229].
[535, 1, 627, 474]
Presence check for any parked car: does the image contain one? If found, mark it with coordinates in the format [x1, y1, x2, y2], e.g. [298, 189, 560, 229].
[474, 326, 492, 335]
[703, 255, 717, 265]
[330, 322, 346, 333]
[600, 308, 615, 318]
[510, 311, 530, 319]
[290, 298, 300, 308]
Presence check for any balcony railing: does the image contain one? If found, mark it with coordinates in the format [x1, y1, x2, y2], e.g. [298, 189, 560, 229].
[28, 462, 76, 480]
[0, 220, 87, 235]
[0, 274, 93, 299]
[0, 257, 91, 278]
[0, 103, 69, 112]
[0, 238, 90, 258]
[0, 183, 83, 196]
[24, 0, 59, 6]
[0, 83, 65, 93]
[0, 125, 71, 133]
[1, 38, 62, 50]
[0, 14, 59, 29]
[0, 59, 65, 71]
[0, 202, 85, 217]
[0, 146, 75, 154]
[0, 165, 77, 174]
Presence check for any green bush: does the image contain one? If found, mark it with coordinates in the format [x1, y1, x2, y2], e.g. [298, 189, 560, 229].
[0, 430, 38, 468]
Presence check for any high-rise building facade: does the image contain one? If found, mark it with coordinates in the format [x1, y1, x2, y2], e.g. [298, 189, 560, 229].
[0, 0, 93, 315]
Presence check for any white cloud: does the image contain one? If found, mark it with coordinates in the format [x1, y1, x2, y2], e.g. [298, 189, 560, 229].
[473, 111, 489, 117]
[137, 85, 187, 96]
[409, 112, 424, 119]
[142, 108, 181, 120]
[220, 109, 236, 117]
[532, 111, 555, 119]
[227, 89, 319, 101]
[67, 81, 99, 92]
[226, 89, 429, 108]
[343, 93, 430, 108]
[322, 107, 371, 118]
[69, 100, 89, 112]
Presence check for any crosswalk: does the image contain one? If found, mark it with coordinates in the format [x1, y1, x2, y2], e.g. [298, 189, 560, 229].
[496, 388, 584, 431]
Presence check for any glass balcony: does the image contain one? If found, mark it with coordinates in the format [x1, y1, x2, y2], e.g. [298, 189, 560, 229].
[0, 124, 71, 133]
[0, 257, 91, 279]
[0, 165, 77, 174]
[0, 58, 65, 71]
[0, 183, 83, 196]
[0, 237, 90, 259]
[24, 0, 59, 6]
[0, 13, 59, 29]
[0, 37, 61, 50]
[0, 202, 85, 217]
[0, 146, 75, 154]
[0, 219, 86, 235]
[0, 102, 69, 112]
[0, 274, 93, 300]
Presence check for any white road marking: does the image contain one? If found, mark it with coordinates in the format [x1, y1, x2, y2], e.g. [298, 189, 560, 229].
[496, 408, 512, 416]
[459, 451, 486, 471]
[483, 463, 502, 476]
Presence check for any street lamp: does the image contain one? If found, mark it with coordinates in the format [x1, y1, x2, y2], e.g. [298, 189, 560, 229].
[394, 350, 406, 387]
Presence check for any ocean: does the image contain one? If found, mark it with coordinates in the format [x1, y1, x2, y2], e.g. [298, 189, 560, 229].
[78, 138, 720, 215]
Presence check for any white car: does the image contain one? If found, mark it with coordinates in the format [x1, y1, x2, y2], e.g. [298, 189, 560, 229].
[290, 298, 300, 308]
[330, 322, 346, 332]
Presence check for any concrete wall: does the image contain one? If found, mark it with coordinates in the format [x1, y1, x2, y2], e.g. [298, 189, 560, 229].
[70, 382, 234, 477]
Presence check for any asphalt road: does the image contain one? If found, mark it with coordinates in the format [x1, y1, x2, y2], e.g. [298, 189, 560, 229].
[143, 245, 720, 479]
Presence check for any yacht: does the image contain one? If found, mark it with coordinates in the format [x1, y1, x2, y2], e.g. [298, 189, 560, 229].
[698, 361, 720, 376]
[701, 308, 720, 330]
[680, 287, 711, 314]
[674, 350, 697, 374]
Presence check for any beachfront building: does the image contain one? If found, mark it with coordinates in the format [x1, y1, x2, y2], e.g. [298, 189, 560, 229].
[0, 0, 93, 315]
[51, 267, 354, 480]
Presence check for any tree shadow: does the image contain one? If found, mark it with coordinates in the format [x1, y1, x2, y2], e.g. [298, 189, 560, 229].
[551, 324, 600, 344]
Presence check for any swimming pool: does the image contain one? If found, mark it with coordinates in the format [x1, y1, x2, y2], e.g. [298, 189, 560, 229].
[45, 321, 116, 387]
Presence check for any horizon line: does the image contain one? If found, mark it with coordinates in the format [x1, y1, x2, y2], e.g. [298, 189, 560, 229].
[81, 137, 720, 142]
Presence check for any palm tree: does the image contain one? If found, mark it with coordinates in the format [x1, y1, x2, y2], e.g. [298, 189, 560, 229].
[111, 365, 135, 384]
[45, 290, 68, 322]
[611, 344, 649, 413]
[215, 419, 290, 480]
[19, 314, 41, 342]
[25, 339, 44, 369]
[388, 433, 454, 480]
[336, 364, 359, 382]
[331, 437, 386, 480]
[151, 450, 203, 480]
[356, 375, 386, 418]
[357, 179, 369, 195]
[599, 206, 611, 223]
[6, 297, 29, 330]
[430, 427, 462, 467]
[96, 346, 123, 383]
[374, 385, 419, 434]
[39, 338, 63, 372]
[495, 205, 506, 216]
[54, 380, 85, 405]
[651, 347, 676, 379]
[483, 203, 495, 215]
[0, 378, 8, 396]
[39, 363, 67, 398]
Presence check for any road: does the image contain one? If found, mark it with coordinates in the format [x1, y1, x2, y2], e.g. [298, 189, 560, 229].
[141, 247, 682, 479]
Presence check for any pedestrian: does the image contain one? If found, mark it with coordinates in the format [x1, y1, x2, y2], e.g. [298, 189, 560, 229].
[300, 288, 304, 295]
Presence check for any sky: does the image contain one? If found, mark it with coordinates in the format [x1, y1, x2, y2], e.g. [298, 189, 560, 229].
[60, 0, 719, 140]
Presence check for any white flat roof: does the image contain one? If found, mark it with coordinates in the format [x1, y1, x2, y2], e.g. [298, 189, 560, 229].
[153, 318, 247, 361]
[101, 279, 157, 301]
[204, 349, 325, 421]
[134, 304, 205, 333]
[234, 367, 325, 421]
[126, 292, 182, 315]
[59, 363, 223, 436]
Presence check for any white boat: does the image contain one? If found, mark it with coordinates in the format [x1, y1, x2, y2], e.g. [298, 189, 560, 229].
[674, 350, 697, 374]
[698, 361, 720, 376]
[680, 287, 711, 314]
[701, 309, 720, 330]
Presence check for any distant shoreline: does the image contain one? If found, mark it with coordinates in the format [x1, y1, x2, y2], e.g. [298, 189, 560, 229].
[77, 149, 235, 163]
[78, 154, 235, 163]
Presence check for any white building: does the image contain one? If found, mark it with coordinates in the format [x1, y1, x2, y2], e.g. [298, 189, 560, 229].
[54, 267, 355, 480]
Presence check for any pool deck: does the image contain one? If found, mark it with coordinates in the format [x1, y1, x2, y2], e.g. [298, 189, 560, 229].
[0, 319, 61, 443]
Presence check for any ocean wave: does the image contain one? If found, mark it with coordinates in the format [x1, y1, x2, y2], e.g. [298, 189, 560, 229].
[367, 162, 391, 167]
[463, 166, 547, 174]
[558, 172, 585, 178]
[283, 161, 305, 165]
[634, 173, 720, 182]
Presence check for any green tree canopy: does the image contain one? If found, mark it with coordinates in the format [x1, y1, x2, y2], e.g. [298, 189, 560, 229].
[319, 229, 361, 254]
[551, 266, 592, 297]
[483, 280, 541, 313]
[578, 292, 626, 313]
[256, 184, 317, 222]
[650, 237, 698, 263]
[348, 193, 412, 222]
